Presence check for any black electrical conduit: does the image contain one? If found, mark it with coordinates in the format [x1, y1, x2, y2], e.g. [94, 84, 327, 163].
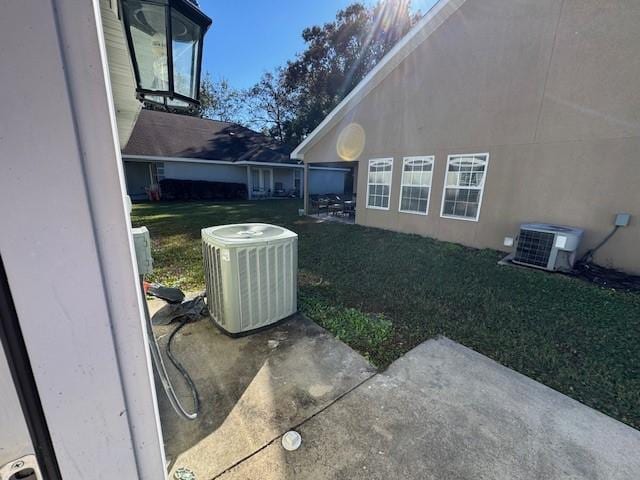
[580, 225, 620, 264]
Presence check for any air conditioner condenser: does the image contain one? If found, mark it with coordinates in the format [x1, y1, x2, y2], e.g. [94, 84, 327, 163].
[202, 223, 298, 335]
[512, 223, 584, 272]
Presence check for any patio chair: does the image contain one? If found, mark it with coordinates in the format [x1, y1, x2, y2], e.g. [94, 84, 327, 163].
[343, 201, 355, 218]
[311, 196, 329, 215]
[328, 201, 343, 216]
[273, 182, 286, 197]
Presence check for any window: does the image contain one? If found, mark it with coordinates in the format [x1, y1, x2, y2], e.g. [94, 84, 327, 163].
[440, 154, 489, 221]
[399, 156, 433, 215]
[366, 158, 393, 210]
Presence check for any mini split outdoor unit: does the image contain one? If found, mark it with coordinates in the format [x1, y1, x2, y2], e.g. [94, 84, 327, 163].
[512, 223, 584, 272]
[202, 223, 298, 335]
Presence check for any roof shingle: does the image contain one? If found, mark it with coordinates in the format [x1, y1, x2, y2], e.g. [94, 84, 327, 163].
[123, 109, 297, 164]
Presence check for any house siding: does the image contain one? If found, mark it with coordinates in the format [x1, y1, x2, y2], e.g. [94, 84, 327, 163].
[163, 161, 247, 183]
[302, 0, 640, 273]
[124, 157, 349, 199]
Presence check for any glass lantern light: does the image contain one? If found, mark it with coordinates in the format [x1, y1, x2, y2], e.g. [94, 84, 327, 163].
[121, 0, 212, 108]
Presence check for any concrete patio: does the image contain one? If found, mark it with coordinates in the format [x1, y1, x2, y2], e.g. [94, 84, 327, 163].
[150, 298, 640, 480]
[308, 212, 355, 224]
[148, 300, 375, 479]
[219, 338, 640, 480]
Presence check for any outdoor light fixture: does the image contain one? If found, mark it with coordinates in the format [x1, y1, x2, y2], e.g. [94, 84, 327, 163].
[121, 0, 212, 108]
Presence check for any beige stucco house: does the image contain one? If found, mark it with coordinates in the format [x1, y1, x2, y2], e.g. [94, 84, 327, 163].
[293, 0, 640, 274]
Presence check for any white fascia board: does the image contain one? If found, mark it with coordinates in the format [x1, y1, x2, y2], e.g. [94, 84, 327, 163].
[291, 0, 465, 161]
[122, 155, 305, 169]
[122, 154, 236, 165]
[240, 161, 303, 168]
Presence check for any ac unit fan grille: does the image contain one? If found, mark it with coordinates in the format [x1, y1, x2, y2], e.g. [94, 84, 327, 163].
[203, 243, 225, 324]
[515, 229, 554, 267]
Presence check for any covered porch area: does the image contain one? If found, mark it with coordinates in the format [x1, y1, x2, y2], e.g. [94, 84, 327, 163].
[303, 161, 358, 223]
[246, 164, 303, 200]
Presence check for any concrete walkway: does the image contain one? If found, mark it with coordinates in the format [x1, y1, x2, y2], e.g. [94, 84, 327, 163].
[150, 311, 375, 479]
[220, 337, 640, 480]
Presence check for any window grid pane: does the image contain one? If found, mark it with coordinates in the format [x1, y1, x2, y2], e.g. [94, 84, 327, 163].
[399, 157, 433, 214]
[367, 159, 393, 209]
[442, 154, 488, 220]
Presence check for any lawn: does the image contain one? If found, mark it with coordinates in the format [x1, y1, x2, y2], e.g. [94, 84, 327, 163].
[132, 200, 640, 430]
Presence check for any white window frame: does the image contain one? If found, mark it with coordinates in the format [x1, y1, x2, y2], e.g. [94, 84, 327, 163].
[398, 156, 434, 216]
[366, 158, 394, 210]
[440, 153, 490, 222]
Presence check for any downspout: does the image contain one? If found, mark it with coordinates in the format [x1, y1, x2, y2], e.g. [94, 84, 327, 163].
[246, 165, 252, 200]
[303, 162, 309, 214]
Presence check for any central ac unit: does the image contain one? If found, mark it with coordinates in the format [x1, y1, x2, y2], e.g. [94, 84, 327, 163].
[202, 223, 297, 335]
[512, 223, 584, 272]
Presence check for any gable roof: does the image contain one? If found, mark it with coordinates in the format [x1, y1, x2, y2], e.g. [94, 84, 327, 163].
[290, 0, 465, 160]
[123, 109, 297, 165]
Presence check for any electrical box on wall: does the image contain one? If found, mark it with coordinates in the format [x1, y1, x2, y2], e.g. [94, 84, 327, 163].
[132, 226, 153, 275]
[615, 213, 631, 227]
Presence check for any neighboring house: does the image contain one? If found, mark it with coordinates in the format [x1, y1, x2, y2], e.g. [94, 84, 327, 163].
[121, 110, 350, 200]
[293, 0, 640, 274]
[100, 0, 348, 202]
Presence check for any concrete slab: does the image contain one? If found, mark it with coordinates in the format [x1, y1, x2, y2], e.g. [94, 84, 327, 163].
[220, 337, 640, 480]
[148, 300, 375, 480]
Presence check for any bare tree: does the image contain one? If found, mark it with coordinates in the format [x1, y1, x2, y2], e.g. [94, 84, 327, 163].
[198, 73, 247, 124]
[246, 69, 294, 143]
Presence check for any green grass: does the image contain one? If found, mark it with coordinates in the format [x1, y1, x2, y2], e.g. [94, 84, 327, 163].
[132, 200, 640, 429]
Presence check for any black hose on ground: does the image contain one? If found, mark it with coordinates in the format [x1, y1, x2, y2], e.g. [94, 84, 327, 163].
[140, 276, 199, 420]
[166, 317, 200, 417]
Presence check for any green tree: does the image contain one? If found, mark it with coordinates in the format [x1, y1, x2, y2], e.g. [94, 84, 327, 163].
[246, 69, 294, 143]
[282, 1, 419, 146]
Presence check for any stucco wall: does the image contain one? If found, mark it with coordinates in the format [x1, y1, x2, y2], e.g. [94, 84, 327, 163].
[303, 0, 640, 273]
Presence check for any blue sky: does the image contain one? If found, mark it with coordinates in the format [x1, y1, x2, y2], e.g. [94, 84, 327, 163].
[198, 0, 437, 89]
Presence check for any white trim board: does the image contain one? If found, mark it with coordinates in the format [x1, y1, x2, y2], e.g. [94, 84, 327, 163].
[0, 0, 165, 477]
[291, 0, 466, 160]
[122, 155, 351, 171]
[124, 154, 238, 165]
[123, 154, 301, 168]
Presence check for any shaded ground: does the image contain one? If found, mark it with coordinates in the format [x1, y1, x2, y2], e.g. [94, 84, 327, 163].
[132, 200, 640, 429]
[220, 338, 640, 480]
[148, 296, 374, 479]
